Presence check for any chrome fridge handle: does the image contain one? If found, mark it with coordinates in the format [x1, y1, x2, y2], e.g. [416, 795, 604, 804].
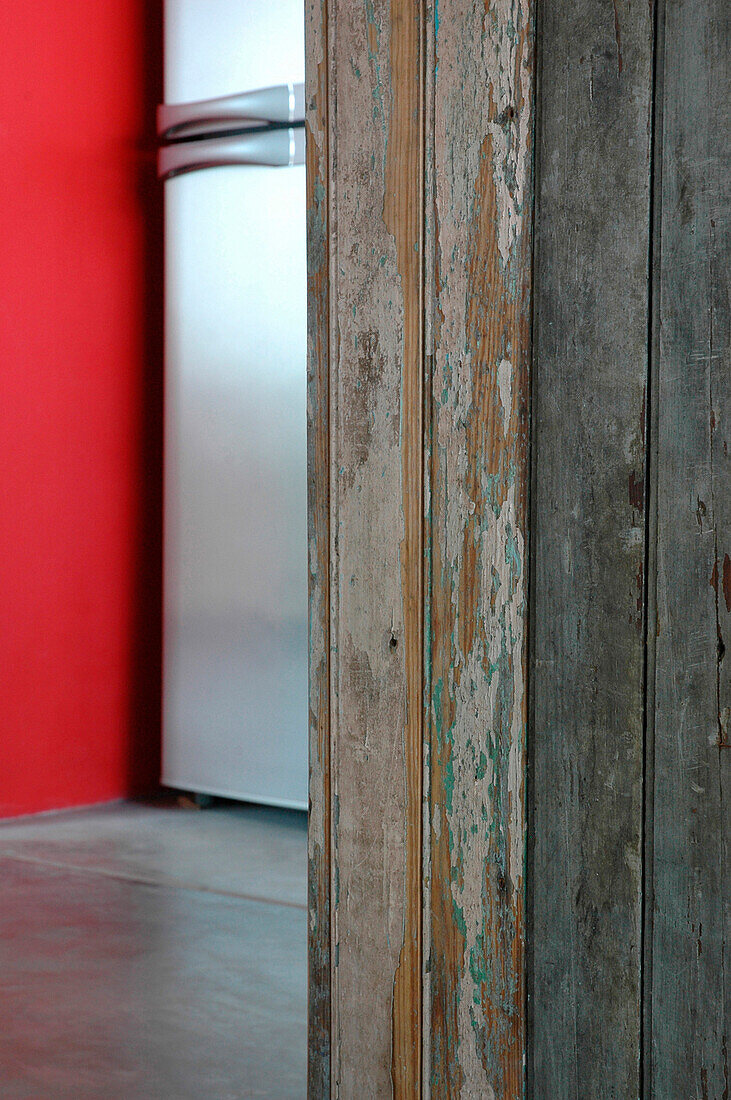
[157, 82, 305, 140]
[157, 127, 305, 179]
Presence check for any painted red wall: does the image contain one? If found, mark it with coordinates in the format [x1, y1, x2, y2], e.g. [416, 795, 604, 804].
[0, 4, 163, 816]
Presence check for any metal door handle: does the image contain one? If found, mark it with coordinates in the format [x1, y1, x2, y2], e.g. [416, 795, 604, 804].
[157, 83, 305, 141]
[158, 127, 305, 179]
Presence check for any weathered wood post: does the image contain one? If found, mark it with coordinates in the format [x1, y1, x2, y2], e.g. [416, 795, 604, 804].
[306, 0, 534, 1091]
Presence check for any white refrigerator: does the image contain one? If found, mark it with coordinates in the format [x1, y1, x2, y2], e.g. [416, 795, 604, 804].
[159, 0, 308, 809]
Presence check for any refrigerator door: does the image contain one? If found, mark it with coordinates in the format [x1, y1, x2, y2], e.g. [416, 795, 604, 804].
[162, 0, 307, 808]
[165, 0, 303, 104]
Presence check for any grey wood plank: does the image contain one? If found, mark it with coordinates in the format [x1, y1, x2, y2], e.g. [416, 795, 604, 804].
[530, 0, 654, 1094]
[648, 0, 730, 1091]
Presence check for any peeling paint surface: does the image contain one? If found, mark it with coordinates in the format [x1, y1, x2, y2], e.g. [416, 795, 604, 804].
[427, 0, 534, 1094]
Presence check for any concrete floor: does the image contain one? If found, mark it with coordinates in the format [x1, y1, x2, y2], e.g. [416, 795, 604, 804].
[0, 799, 307, 1099]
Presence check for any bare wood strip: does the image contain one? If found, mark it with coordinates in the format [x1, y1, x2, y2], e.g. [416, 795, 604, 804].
[323, 0, 425, 1092]
[384, 0, 425, 1090]
[648, 0, 730, 1090]
[427, 0, 535, 1094]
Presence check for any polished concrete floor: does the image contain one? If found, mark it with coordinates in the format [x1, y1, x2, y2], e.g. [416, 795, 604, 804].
[0, 799, 307, 1099]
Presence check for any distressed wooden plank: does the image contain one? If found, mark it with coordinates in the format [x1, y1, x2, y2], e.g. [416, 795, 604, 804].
[648, 0, 730, 1091]
[427, 0, 534, 1093]
[305, 0, 332, 1088]
[320, 0, 425, 1090]
[530, 0, 654, 1094]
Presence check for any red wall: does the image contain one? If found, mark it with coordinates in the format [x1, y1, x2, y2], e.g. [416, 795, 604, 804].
[0, 4, 163, 816]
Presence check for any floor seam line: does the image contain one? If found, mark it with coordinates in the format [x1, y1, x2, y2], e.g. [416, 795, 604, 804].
[0, 850, 308, 911]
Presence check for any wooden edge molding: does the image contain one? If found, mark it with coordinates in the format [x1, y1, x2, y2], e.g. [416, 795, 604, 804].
[305, 0, 331, 1089]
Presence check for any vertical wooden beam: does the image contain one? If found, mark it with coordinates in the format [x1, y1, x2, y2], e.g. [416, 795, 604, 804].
[648, 0, 730, 1091]
[530, 0, 654, 1094]
[426, 0, 535, 1094]
[309, 0, 536, 1088]
[307, 0, 425, 1090]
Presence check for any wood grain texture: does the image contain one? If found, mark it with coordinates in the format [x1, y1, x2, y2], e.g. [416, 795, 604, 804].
[386, 0, 425, 1090]
[308, 0, 728, 1088]
[315, 0, 425, 1090]
[426, 0, 534, 1094]
[530, 0, 654, 1094]
[305, 0, 332, 1090]
[647, 0, 730, 1090]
